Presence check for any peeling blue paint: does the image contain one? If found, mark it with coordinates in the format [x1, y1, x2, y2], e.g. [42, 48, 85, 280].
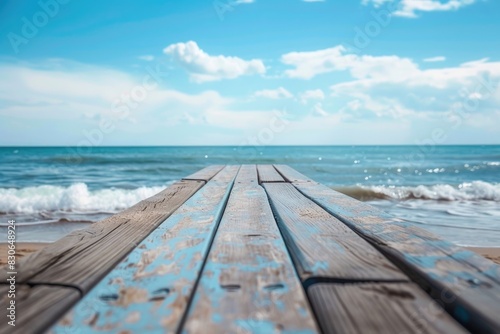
[182, 183, 318, 333]
[51, 167, 238, 333]
[290, 179, 500, 333]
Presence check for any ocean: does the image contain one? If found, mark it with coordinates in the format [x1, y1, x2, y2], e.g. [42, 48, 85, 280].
[1, 146, 499, 246]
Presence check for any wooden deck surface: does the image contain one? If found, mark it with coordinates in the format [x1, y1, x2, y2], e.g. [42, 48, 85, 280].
[1, 165, 499, 333]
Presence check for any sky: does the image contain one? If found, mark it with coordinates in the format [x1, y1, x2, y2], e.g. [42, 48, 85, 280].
[0, 0, 499, 146]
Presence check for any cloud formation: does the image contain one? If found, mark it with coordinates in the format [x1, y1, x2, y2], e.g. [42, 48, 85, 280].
[2, 37, 499, 145]
[0, 59, 229, 125]
[281, 45, 418, 80]
[254, 87, 293, 99]
[299, 89, 325, 104]
[164, 41, 266, 83]
[362, 0, 477, 18]
[327, 54, 500, 119]
[0, 59, 292, 145]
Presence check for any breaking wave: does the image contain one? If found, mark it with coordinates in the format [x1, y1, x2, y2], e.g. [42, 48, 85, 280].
[0, 183, 166, 214]
[336, 181, 500, 201]
[1, 181, 499, 216]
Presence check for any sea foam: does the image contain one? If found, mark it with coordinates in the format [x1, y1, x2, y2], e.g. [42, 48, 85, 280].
[338, 181, 500, 201]
[0, 183, 166, 214]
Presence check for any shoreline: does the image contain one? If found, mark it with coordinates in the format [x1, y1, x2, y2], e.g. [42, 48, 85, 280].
[466, 246, 500, 265]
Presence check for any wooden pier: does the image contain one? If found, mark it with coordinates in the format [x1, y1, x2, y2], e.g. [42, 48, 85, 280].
[1, 165, 500, 333]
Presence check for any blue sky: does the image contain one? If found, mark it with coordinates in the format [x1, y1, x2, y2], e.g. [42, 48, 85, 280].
[1, 0, 499, 146]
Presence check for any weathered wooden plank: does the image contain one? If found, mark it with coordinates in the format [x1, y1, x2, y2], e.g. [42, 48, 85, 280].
[308, 283, 467, 334]
[288, 180, 500, 333]
[183, 165, 225, 182]
[235, 164, 258, 184]
[257, 164, 285, 183]
[0, 180, 207, 293]
[183, 167, 319, 333]
[0, 285, 80, 334]
[263, 183, 408, 283]
[50, 166, 240, 334]
[273, 164, 315, 183]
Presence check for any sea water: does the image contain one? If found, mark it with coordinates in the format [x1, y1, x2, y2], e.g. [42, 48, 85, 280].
[0, 146, 499, 246]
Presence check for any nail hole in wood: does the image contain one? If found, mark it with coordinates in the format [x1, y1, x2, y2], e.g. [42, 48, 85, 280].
[99, 294, 119, 301]
[264, 283, 285, 291]
[153, 288, 171, 295]
[221, 284, 241, 291]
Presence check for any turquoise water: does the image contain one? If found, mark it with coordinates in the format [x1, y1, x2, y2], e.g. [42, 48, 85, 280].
[1, 146, 499, 246]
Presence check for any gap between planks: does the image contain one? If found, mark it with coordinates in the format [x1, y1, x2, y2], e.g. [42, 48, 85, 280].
[175, 167, 239, 334]
[261, 178, 467, 334]
[274, 164, 500, 334]
[50, 166, 240, 334]
[182, 165, 226, 183]
[181, 165, 319, 333]
[0, 166, 226, 334]
[257, 164, 286, 184]
[263, 182, 409, 283]
[308, 282, 467, 334]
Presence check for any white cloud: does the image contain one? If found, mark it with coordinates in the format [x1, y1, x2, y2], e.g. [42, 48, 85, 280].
[269, 113, 415, 145]
[254, 87, 293, 99]
[281, 45, 347, 79]
[2, 51, 498, 145]
[362, 0, 477, 18]
[281, 45, 418, 80]
[164, 41, 266, 83]
[0, 60, 135, 119]
[299, 89, 325, 104]
[423, 56, 446, 62]
[0, 60, 231, 126]
[233, 0, 255, 3]
[312, 102, 328, 116]
[0, 59, 293, 145]
[325, 49, 500, 120]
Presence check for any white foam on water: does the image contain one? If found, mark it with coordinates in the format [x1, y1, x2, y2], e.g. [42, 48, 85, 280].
[361, 181, 500, 201]
[4, 181, 499, 215]
[0, 183, 167, 214]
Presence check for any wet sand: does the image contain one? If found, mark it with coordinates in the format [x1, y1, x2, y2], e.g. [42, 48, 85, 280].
[0, 242, 50, 266]
[467, 247, 500, 265]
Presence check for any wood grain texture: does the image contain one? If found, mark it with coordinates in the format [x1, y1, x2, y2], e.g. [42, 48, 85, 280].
[263, 183, 407, 283]
[0, 285, 80, 334]
[0, 180, 206, 292]
[257, 164, 285, 183]
[183, 165, 225, 182]
[273, 165, 315, 183]
[308, 283, 467, 334]
[233, 164, 258, 185]
[50, 166, 239, 334]
[183, 166, 319, 333]
[288, 180, 500, 333]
